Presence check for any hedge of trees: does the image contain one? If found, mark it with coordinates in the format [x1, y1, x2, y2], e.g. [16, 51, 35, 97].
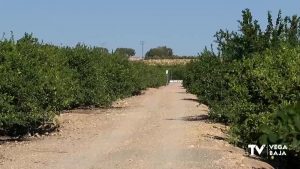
[145, 46, 173, 59]
[0, 34, 166, 137]
[183, 9, 300, 168]
[114, 48, 135, 57]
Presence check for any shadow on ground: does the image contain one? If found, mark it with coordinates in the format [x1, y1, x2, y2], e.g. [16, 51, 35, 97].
[181, 98, 199, 103]
[177, 91, 187, 94]
[67, 107, 121, 115]
[166, 114, 209, 122]
[202, 134, 226, 141]
[0, 136, 32, 144]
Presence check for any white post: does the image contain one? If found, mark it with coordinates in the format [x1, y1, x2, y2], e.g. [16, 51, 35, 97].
[166, 70, 169, 85]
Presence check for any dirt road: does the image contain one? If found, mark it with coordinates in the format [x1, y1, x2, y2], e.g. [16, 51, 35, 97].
[0, 83, 272, 169]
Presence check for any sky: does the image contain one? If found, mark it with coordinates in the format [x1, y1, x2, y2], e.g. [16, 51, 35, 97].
[0, 1, 299, 56]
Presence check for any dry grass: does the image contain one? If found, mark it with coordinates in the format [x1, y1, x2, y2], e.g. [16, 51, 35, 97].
[143, 59, 193, 65]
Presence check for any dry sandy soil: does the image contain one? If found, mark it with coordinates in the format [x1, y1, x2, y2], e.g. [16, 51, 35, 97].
[0, 83, 273, 169]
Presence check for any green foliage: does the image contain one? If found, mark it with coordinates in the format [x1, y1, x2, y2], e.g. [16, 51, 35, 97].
[214, 9, 300, 61]
[114, 48, 135, 57]
[93, 47, 109, 54]
[260, 103, 300, 168]
[183, 50, 232, 122]
[183, 9, 300, 166]
[260, 103, 300, 152]
[0, 34, 165, 136]
[145, 46, 173, 59]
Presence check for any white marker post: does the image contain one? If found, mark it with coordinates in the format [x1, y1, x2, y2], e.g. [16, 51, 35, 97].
[166, 70, 169, 85]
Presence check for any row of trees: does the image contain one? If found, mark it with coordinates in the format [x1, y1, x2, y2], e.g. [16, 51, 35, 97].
[114, 46, 193, 59]
[86, 46, 188, 59]
[114, 48, 135, 57]
[184, 9, 300, 168]
[72, 43, 194, 59]
[99, 46, 195, 59]
[145, 46, 173, 59]
[0, 34, 166, 137]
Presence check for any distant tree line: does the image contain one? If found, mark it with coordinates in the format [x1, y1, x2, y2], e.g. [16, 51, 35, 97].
[145, 46, 195, 59]
[115, 48, 136, 57]
[92, 46, 194, 60]
[145, 46, 173, 59]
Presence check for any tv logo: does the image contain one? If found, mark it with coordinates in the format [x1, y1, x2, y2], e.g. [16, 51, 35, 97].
[248, 144, 266, 156]
[248, 144, 288, 157]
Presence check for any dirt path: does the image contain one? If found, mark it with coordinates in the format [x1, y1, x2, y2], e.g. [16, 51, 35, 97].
[0, 83, 273, 169]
